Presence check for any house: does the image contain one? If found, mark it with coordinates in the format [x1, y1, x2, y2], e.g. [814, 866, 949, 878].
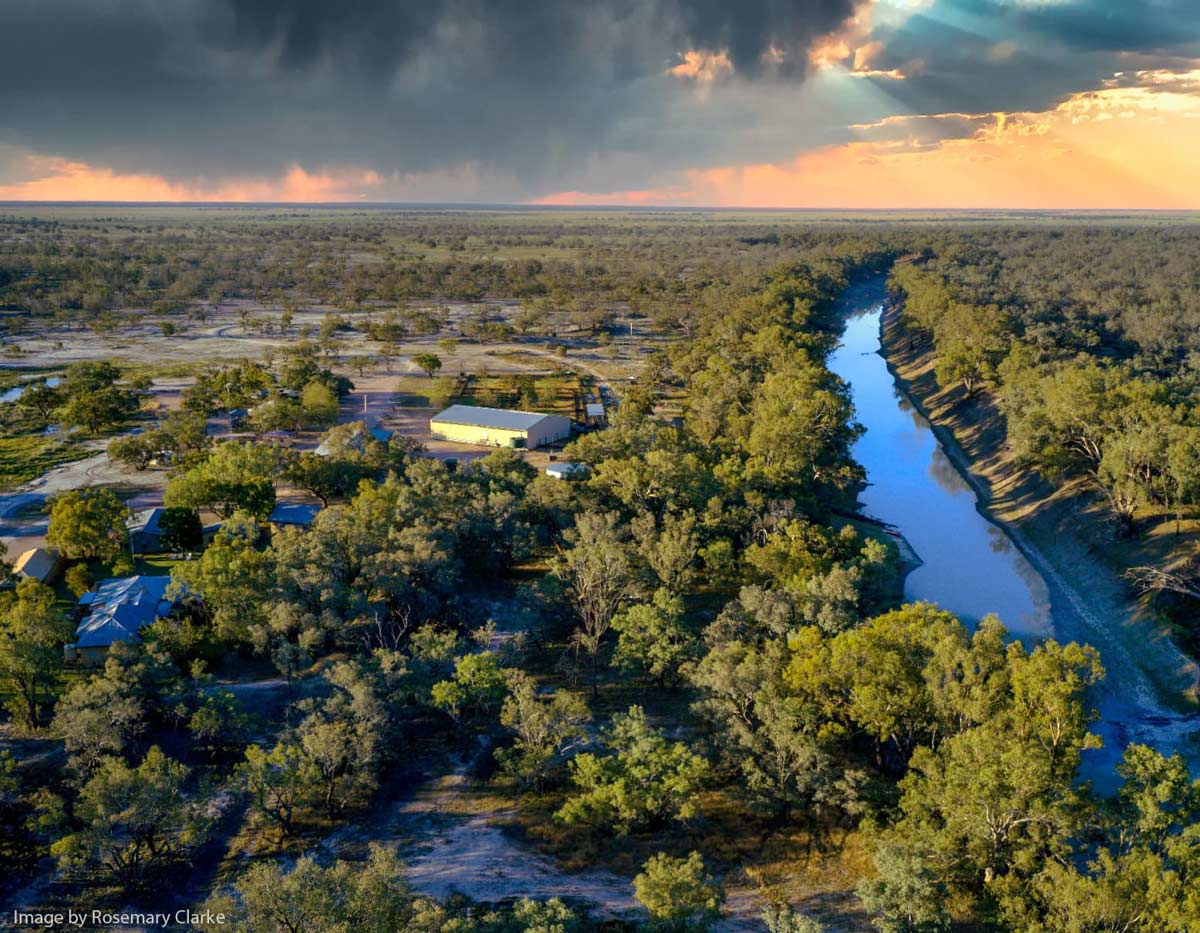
[585, 402, 605, 423]
[207, 408, 249, 436]
[545, 462, 589, 481]
[430, 405, 572, 449]
[127, 507, 203, 554]
[269, 502, 321, 531]
[66, 575, 178, 665]
[127, 507, 166, 555]
[13, 547, 62, 584]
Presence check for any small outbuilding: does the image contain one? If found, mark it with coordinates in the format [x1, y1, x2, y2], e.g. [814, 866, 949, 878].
[545, 462, 589, 481]
[127, 507, 166, 555]
[269, 502, 322, 531]
[13, 547, 62, 584]
[67, 575, 178, 665]
[430, 405, 572, 449]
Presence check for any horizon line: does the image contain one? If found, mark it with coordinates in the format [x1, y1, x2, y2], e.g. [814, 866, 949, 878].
[3, 200, 1200, 214]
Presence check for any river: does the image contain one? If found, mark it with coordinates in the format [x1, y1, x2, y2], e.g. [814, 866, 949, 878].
[829, 273, 1200, 789]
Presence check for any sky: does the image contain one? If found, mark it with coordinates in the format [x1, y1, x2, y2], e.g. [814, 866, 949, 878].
[1, 0, 1199, 208]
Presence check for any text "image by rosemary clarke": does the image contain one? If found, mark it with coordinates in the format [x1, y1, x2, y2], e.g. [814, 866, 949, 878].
[11, 909, 227, 928]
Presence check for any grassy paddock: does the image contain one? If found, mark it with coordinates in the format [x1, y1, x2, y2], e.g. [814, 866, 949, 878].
[0, 435, 90, 489]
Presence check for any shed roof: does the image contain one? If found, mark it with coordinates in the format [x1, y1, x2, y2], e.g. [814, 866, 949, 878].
[269, 502, 321, 526]
[14, 547, 60, 582]
[127, 507, 165, 535]
[73, 575, 176, 649]
[431, 404, 557, 432]
[546, 462, 588, 478]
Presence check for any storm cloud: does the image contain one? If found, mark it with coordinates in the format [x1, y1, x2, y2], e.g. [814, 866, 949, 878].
[0, 0, 861, 192]
[1, 0, 1200, 199]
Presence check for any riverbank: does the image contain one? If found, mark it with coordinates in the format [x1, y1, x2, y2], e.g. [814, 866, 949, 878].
[878, 299, 1200, 712]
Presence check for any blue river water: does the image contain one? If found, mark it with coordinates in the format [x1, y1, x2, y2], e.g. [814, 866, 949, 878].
[828, 274, 1200, 789]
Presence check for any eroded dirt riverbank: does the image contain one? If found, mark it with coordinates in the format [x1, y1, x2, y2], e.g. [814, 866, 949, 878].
[875, 291, 1200, 784]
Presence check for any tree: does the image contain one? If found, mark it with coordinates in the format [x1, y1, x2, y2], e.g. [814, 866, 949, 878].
[856, 838, 950, 933]
[557, 511, 635, 696]
[64, 563, 93, 598]
[204, 845, 422, 933]
[633, 851, 725, 932]
[557, 705, 709, 834]
[165, 441, 280, 519]
[51, 747, 209, 891]
[634, 511, 699, 593]
[930, 302, 1010, 396]
[1019, 744, 1200, 932]
[0, 579, 73, 729]
[612, 588, 694, 688]
[56, 361, 140, 433]
[495, 671, 590, 790]
[156, 506, 203, 551]
[286, 450, 375, 507]
[742, 361, 862, 502]
[430, 651, 509, 724]
[52, 675, 146, 775]
[188, 689, 252, 759]
[412, 352, 443, 379]
[160, 408, 210, 453]
[297, 716, 371, 819]
[171, 513, 272, 641]
[108, 430, 175, 471]
[300, 381, 339, 427]
[238, 741, 307, 839]
[16, 381, 62, 423]
[46, 488, 131, 567]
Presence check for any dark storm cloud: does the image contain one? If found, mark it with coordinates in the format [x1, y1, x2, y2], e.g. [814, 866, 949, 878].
[0, 0, 859, 193]
[2, 0, 1200, 196]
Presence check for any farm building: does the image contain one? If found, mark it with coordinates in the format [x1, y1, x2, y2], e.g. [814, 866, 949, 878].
[430, 405, 572, 449]
[13, 547, 62, 583]
[66, 575, 179, 665]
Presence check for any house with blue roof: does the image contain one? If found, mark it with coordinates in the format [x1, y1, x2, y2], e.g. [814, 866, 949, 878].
[67, 575, 179, 665]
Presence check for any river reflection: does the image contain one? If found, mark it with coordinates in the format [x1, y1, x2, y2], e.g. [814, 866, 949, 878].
[829, 274, 1200, 789]
[829, 286, 1052, 639]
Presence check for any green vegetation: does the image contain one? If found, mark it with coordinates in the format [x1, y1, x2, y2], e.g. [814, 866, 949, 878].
[0, 434, 89, 489]
[1, 208, 1199, 931]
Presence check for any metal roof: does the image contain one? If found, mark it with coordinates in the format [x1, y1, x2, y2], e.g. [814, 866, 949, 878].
[14, 547, 59, 582]
[127, 507, 165, 535]
[73, 576, 176, 648]
[269, 502, 322, 525]
[546, 462, 588, 477]
[431, 404, 558, 432]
